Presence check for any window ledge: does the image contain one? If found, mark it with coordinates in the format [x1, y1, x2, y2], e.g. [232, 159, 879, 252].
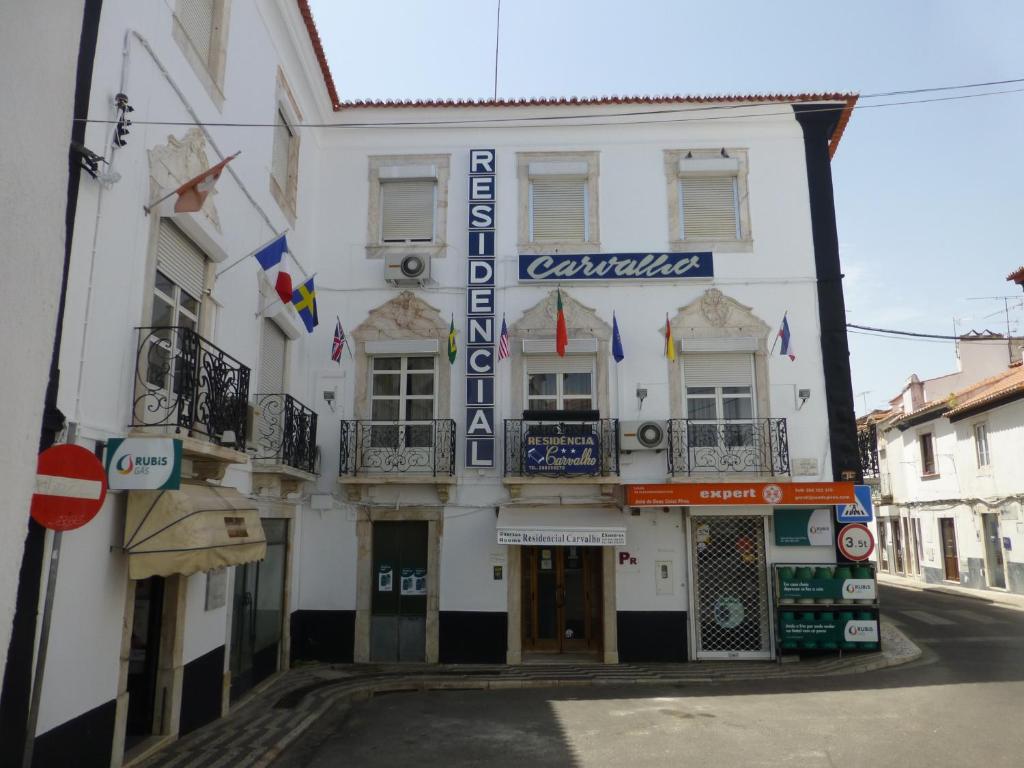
[920, 473, 941, 480]
[669, 239, 753, 253]
[518, 242, 601, 255]
[365, 243, 447, 260]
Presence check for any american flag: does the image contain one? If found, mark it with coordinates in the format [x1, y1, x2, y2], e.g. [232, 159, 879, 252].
[497, 316, 510, 360]
[332, 317, 346, 363]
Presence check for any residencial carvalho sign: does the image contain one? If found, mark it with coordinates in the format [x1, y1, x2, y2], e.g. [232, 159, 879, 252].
[519, 251, 713, 282]
[105, 438, 182, 490]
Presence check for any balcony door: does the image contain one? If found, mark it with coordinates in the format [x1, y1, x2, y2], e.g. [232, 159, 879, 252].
[368, 355, 436, 471]
[682, 353, 759, 472]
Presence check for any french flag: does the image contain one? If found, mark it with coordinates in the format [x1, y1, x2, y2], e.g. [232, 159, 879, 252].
[253, 234, 293, 304]
[778, 315, 795, 361]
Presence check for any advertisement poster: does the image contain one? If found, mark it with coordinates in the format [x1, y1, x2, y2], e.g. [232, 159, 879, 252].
[774, 508, 833, 546]
[400, 567, 427, 596]
[377, 564, 393, 592]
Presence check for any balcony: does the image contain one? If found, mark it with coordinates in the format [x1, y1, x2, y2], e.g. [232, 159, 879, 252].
[131, 326, 250, 474]
[503, 416, 619, 497]
[339, 419, 456, 501]
[667, 418, 790, 477]
[249, 394, 318, 495]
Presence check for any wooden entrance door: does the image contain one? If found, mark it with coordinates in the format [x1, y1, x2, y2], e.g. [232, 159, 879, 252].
[940, 518, 960, 582]
[522, 546, 602, 653]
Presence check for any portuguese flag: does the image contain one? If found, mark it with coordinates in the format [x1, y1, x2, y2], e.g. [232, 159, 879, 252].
[555, 289, 568, 357]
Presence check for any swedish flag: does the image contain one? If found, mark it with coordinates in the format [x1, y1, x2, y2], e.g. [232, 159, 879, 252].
[291, 276, 318, 333]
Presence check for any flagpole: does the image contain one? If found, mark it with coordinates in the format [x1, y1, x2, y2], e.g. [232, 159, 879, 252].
[769, 310, 788, 355]
[141, 188, 177, 215]
[215, 230, 289, 278]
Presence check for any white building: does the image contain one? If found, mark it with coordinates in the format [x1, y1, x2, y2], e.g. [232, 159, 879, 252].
[0, 1, 863, 765]
[863, 335, 1024, 594]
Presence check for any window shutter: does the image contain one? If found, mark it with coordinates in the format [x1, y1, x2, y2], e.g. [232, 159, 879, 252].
[156, 220, 206, 300]
[526, 355, 595, 375]
[680, 176, 738, 240]
[530, 177, 586, 242]
[259, 319, 287, 393]
[272, 110, 292, 187]
[178, 0, 215, 62]
[381, 180, 435, 242]
[681, 353, 752, 388]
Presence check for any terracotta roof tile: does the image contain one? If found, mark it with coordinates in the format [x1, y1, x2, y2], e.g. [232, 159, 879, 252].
[946, 366, 1024, 418]
[295, 1, 856, 155]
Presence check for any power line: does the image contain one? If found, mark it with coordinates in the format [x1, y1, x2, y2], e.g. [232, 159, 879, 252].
[71, 76, 1024, 130]
[847, 322, 1020, 341]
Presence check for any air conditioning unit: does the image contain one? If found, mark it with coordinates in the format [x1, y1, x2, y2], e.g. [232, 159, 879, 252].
[385, 253, 431, 285]
[619, 420, 668, 452]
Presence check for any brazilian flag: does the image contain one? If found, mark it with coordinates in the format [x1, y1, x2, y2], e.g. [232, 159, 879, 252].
[448, 316, 457, 365]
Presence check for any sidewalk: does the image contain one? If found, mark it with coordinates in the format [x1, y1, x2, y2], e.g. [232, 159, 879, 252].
[135, 622, 918, 768]
[878, 572, 1024, 611]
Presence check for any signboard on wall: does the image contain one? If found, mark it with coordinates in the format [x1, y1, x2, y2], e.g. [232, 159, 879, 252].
[626, 482, 856, 508]
[524, 429, 599, 474]
[774, 508, 833, 546]
[105, 438, 182, 490]
[465, 148, 496, 467]
[518, 251, 713, 281]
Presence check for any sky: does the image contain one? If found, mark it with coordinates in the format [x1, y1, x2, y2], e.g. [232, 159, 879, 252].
[308, 0, 1024, 414]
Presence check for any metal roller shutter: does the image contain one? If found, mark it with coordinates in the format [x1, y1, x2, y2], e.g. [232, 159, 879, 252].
[156, 220, 207, 300]
[681, 353, 753, 388]
[177, 0, 215, 62]
[530, 177, 586, 242]
[525, 354, 594, 375]
[680, 176, 739, 240]
[381, 180, 436, 242]
[259, 319, 287, 394]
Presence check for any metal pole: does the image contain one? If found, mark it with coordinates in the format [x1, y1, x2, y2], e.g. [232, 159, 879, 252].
[21, 531, 62, 768]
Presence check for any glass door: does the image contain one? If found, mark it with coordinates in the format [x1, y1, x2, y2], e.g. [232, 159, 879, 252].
[125, 577, 164, 750]
[522, 547, 601, 654]
[982, 514, 1007, 589]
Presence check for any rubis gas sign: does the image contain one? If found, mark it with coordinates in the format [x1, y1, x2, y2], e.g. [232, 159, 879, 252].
[625, 482, 856, 508]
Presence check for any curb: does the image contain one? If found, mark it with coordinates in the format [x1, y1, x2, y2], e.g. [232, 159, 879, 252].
[880, 576, 1024, 612]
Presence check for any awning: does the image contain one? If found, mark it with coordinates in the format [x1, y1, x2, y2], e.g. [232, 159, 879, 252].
[124, 483, 267, 580]
[496, 505, 626, 546]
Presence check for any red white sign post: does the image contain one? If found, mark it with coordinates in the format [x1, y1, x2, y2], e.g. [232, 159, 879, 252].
[838, 523, 875, 561]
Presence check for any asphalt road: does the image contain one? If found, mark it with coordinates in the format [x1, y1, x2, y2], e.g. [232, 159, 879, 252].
[277, 585, 1024, 768]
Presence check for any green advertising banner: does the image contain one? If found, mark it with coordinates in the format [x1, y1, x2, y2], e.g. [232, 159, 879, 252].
[773, 508, 833, 546]
[779, 616, 879, 645]
[779, 577, 877, 601]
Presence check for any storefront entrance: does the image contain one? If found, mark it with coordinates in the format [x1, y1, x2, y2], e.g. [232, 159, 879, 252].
[124, 576, 164, 751]
[689, 515, 772, 660]
[982, 513, 1007, 589]
[371, 521, 428, 662]
[522, 546, 602, 654]
[940, 518, 960, 582]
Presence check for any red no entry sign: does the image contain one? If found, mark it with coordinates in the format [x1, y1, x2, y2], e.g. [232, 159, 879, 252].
[31, 444, 108, 531]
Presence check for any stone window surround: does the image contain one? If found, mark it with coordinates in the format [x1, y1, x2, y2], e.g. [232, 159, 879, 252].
[664, 148, 753, 253]
[517, 151, 601, 255]
[365, 154, 451, 260]
[171, 0, 232, 111]
[667, 288, 771, 425]
[269, 67, 302, 225]
[509, 290, 612, 416]
[353, 505, 442, 664]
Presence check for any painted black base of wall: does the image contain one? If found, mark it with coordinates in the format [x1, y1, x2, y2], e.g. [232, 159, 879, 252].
[439, 612, 508, 663]
[617, 611, 688, 662]
[291, 610, 355, 663]
[31, 698, 115, 768]
[180, 645, 224, 736]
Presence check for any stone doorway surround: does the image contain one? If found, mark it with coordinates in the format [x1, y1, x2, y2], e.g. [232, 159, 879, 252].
[354, 505, 443, 663]
[506, 544, 618, 664]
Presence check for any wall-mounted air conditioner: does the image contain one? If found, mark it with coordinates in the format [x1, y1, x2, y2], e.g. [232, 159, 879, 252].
[385, 253, 431, 285]
[619, 420, 668, 452]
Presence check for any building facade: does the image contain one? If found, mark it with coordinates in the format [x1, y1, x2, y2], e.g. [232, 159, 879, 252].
[862, 337, 1024, 595]
[1, 1, 862, 765]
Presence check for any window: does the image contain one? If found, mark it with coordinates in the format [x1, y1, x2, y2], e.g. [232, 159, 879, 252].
[367, 155, 450, 257]
[173, 0, 231, 107]
[665, 149, 751, 249]
[518, 152, 599, 252]
[370, 355, 436, 447]
[147, 221, 206, 393]
[920, 433, 936, 475]
[526, 356, 594, 412]
[258, 318, 287, 394]
[974, 423, 991, 468]
[269, 70, 302, 222]
[682, 353, 755, 448]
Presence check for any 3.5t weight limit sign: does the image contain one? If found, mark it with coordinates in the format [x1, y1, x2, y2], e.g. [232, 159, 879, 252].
[838, 523, 875, 561]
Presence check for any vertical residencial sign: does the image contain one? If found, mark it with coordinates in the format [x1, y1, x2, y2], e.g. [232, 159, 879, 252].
[466, 149, 495, 467]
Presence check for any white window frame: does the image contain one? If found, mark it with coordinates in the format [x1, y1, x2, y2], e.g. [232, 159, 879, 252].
[525, 368, 595, 412]
[369, 355, 437, 449]
[517, 152, 600, 254]
[974, 423, 991, 468]
[664, 149, 751, 252]
[681, 354, 757, 449]
[366, 155, 450, 259]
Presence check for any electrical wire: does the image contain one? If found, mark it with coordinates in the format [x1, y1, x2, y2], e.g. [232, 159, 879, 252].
[70, 76, 1024, 130]
[847, 322, 1021, 341]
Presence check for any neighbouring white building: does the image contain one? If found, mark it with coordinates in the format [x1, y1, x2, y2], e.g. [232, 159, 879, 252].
[0, 1, 864, 765]
[861, 332, 1024, 594]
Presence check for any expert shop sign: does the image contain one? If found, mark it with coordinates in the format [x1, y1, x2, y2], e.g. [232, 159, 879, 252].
[625, 482, 856, 507]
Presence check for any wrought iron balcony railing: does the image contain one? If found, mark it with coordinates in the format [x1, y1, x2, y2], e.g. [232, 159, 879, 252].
[667, 418, 790, 476]
[131, 326, 250, 450]
[339, 419, 456, 476]
[504, 418, 619, 477]
[858, 424, 880, 479]
[250, 394, 318, 474]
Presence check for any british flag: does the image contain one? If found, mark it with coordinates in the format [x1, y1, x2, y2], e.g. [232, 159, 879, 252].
[332, 317, 347, 363]
[497, 316, 510, 360]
